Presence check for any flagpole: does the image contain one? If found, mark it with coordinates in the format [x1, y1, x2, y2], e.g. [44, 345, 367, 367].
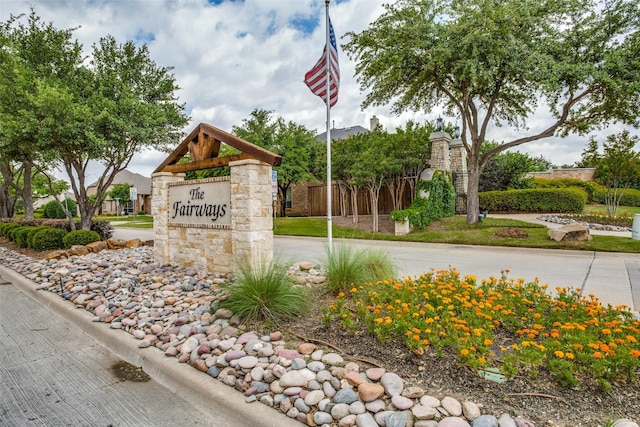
[324, 0, 333, 253]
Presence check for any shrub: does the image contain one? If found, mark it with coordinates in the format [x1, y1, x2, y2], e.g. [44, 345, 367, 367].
[0, 222, 21, 238]
[593, 188, 640, 207]
[62, 230, 101, 249]
[14, 227, 32, 248]
[391, 171, 456, 230]
[32, 228, 68, 251]
[479, 188, 587, 213]
[88, 220, 115, 241]
[322, 244, 397, 295]
[220, 258, 309, 322]
[27, 226, 51, 249]
[42, 199, 76, 219]
[532, 179, 599, 202]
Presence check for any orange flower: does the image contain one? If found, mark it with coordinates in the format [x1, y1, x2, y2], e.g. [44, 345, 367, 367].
[565, 352, 575, 360]
[626, 335, 638, 343]
[601, 328, 612, 335]
[484, 339, 493, 346]
[554, 351, 565, 358]
[630, 350, 640, 358]
[593, 352, 604, 359]
[460, 349, 469, 356]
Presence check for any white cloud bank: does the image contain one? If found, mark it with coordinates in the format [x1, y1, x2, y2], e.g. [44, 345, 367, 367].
[2, 0, 636, 181]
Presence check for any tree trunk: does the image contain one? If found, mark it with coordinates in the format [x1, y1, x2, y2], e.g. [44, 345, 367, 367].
[338, 182, 349, 217]
[350, 186, 359, 224]
[21, 162, 35, 220]
[368, 186, 381, 233]
[0, 182, 12, 218]
[466, 163, 481, 224]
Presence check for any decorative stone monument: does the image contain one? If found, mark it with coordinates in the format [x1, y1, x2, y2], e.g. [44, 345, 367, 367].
[152, 123, 281, 274]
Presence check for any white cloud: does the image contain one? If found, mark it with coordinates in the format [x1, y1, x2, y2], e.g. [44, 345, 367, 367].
[2, 0, 636, 180]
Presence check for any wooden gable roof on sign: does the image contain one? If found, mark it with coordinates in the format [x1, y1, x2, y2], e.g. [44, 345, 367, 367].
[154, 123, 282, 174]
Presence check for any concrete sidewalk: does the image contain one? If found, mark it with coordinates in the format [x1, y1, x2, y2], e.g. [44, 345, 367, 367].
[0, 265, 300, 427]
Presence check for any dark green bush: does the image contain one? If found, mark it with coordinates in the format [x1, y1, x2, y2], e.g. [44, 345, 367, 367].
[62, 230, 101, 249]
[0, 222, 21, 238]
[32, 228, 68, 251]
[479, 188, 587, 213]
[43, 199, 76, 219]
[14, 227, 32, 248]
[8, 225, 25, 241]
[87, 220, 114, 241]
[27, 226, 51, 249]
[532, 179, 599, 202]
[592, 188, 640, 207]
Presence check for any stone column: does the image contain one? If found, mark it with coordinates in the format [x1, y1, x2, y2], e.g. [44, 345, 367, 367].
[429, 131, 451, 172]
[449, 138, 468, 214]
[230, 159, 274, 269]
[152, 171, 185, 266]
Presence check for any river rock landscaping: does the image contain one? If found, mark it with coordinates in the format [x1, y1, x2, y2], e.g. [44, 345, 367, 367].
[0, 242, 638, 427]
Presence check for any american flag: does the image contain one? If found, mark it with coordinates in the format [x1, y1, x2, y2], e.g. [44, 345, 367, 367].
[304, 17, 340, 108]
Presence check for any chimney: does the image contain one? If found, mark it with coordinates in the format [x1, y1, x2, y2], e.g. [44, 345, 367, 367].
[370, 115, 379, 131]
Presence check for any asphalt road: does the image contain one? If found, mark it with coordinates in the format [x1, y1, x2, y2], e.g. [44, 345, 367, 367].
[112, 226, 640, 311]
[0, 279, 237, 427]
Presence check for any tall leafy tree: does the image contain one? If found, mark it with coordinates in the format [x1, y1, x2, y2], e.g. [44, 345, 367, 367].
[343, 0, 640, 223]
[1, 11, 188, 229]
[0, 10, 82, 219]
[233, 109, 317, 217]
[581, 131, 640, 216]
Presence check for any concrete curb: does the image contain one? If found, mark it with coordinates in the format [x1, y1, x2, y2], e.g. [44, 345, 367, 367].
[0, 265, 300, 427]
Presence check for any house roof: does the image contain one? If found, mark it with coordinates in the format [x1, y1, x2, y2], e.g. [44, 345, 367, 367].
[316, 125, 369, 141]
[87, 169, 151, 195]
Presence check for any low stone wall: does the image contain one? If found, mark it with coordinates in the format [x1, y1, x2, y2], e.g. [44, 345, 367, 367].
[526, 168, 595, 181]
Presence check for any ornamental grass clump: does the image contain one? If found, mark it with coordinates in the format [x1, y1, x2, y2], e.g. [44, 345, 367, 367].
[328, 268, 640, 389]
[322, 244, 397, 295]
[220, 258, 309, 323]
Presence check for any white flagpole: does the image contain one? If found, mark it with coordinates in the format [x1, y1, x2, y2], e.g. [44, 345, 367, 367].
[324, 0, 333, 253]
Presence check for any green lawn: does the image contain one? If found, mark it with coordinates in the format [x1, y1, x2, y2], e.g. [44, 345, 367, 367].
[274, 215, 640, 253]
[102, 209, 639, 253]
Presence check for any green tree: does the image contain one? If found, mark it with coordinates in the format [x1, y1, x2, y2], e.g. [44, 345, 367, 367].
[108, 183, 133, 214]
[584, 131, 640, 216]
[0, 10, 82, 220]
[233, 109, 316, 217]
[1, 11, 188, 230]
[343, 0, 640, 224]
[478, 143, 551, 192]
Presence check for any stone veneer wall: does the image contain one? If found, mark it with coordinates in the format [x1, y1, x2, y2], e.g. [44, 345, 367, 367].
[428, 131, 451, 172]
[526, 168, 595, 182]
[152, 159, 273, 274]
[449, 140, 468, 214]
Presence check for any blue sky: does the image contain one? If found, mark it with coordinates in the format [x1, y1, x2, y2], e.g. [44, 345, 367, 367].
[1, 0, 634, 180]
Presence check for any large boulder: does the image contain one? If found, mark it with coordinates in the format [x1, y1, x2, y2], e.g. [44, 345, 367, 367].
[548, 223, 592, 242]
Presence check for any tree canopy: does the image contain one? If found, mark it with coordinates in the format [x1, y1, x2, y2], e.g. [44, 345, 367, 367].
[0, 9, 188, 228]
[343, 0, 640, 223]
[233, 109, 317, 217]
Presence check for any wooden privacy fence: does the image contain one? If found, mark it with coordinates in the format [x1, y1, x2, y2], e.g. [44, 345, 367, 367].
[302, 182, 413, 217]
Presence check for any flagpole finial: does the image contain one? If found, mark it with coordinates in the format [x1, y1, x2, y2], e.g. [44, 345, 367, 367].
[325, 0, 330, 4]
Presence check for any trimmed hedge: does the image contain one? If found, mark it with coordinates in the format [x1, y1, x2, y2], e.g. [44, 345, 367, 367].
[14, 227, 32, 248]
[479, 188, 587, 213]
[63, 230, 101, 249]
[593, 188, 640, 207]
[0, 222, 21, 238]
[27, 226, 51, 249]
[533, 178, 598, 202]
[32, 228, 68, 251]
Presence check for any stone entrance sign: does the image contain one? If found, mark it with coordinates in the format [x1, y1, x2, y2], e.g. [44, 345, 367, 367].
[152, 123, 282, 274]
[168, 178, 231, 227]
